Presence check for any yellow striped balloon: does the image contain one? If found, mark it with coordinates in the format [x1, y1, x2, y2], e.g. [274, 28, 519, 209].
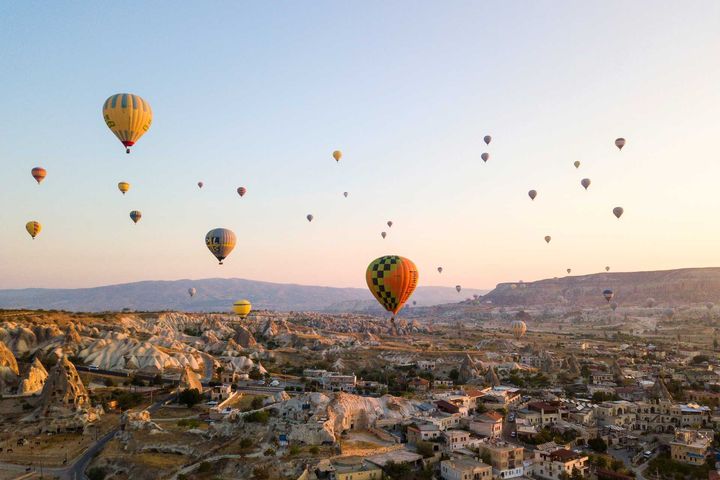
[102, 93, 153, 153]
[205, 228, 237, 265]
[25, 221, 42, 239]
[118, 182, 130, 195]
[232, 300, 252, 318]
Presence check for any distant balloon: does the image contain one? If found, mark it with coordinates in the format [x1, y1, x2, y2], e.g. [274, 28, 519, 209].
[197, 182, 204, 189]
[381, 232, 387, 239]
[413, 300, 417, 306]
[188, 288, 196, 298]
[366, 255, 419, 317]
[437, 267, 443, 274]
[511, 320, 527, 339]
[306, 214, 314, 222]
[528, 190, 537, 201]
[602, 289, 614, 302]
[205, 228, 237, 265]
[233, 300, 252, 319]
[483, 135, 492, 145]
[237, 187, 247, 197]
[706, 302, 714, 311]
[481, 152, 490, 163]
[567, 268, 571, 274]
[31, 167, 47, 184]
[663, 307, 675, 320]
[333, 150, 342, 162]
[573, 161, 580, 169]
[456, 285, 462, 293]
[102, 93, 152, 153]
[129, 210, 142, 224]
[581, 178, 591, 190]
[25, 221, 41, 239]
[544, 236, 552, 244]
[613, 207, 624, 219]
[386, 221, 393, 228]
[118, 182, 130, 195]
[615, 138, 626, 150]
[646, 298, 656, 308]
[343, 192, 349, 198]
[610, 301, 618, 312]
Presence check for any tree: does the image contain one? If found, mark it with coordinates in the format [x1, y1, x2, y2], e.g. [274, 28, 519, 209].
[104, 378, 115, 387]
[383, 461, 413, 480]
[588, 437, 607, 453]
[87, 467, 107, 480]
[289, 445, 301, 455]
[481, 451, 492, 465]
[251, 396, 264, 409]
[449, 369, 460, 383]
[416, 441, 435, 458]
[239, 438, 253, 449]
[571, 467, 584, 480]
[249, 367, 264, 380]
[178, 388, 202, 408]
[309, 446, 319, 455]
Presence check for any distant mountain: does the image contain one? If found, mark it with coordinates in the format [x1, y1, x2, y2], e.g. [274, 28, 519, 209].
[0, 278, 488, 313]
[481, 267, 720, 307]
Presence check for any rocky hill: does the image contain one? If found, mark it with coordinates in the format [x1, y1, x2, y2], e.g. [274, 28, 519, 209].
[481, 267, 720, 307]
[0, 278, 486, 313]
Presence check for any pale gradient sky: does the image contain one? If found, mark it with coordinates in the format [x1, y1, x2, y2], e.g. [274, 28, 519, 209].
[1, 1, 719, 290]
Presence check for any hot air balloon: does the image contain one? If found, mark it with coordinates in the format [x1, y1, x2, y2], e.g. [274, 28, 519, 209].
[456, 285, 462, 293]
[118, 182, 130, 195]
[528, 190, 537, 201]
[581, 178, 591, 190]
[610, 301, 618, 312]
[663, 307, 675, 320]
[102, 93, 152, 153]
[31, 167, 46, 184]
[306, 214, 314, 222]
[205, 228, 237, 265]
[366, 255, 419, 318]
[567, 268, 572, 274]
[437, 267, 443, 274]
[413, 300, 417, 306]
[544, 236, 552, 244]
[387, 221, 393, 228]
[573, 161, 580, 169]
[706, 302, 714, 311]
[483, 135, 492, 145]
[343, 192, 348, 198]
[25, 221, 41, 239]
[198, 182, 204, 189]
[615, 138, 626, 150]
[188, 288, 196, 298]
[511, 320, 527, 339]
[129, 211, 142, 224]
[646, 298, 656, 308]
[602, 289, 614, 302]
[481, 153, 490, 163]
[605, 266, 610, 272]
[237, 187, 247, 197]
[333, 150, 342, 162]
[233, 299, 252, 319]
[613, 207, 624, 219]
[381, 232, 387, 239]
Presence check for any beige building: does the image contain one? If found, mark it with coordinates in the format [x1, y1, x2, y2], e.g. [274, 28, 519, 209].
[469, 411, 503, 438]
[533, 448, 588, 480]
[441, 457, 492, 480]
[669, 429, 712, 466]
[477, 441, 524, 479]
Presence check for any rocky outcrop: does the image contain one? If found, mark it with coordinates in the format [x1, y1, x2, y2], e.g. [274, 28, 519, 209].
[179, 365, 203, 392]
[121, 410, 163, 432]
[0, 341, 19, 393]
[38, 355, 90, 415]
[17, 356, 48, 395]
[459, 354, 480, 384]
[233, 325, 257, 348]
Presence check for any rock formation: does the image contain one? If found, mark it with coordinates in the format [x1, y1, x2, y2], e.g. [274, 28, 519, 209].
[179, 365, 203, 392]
[17, 356, 48, 395]
[38, 355, 90, 415]
[233, 325, 257, 348]
[0, 341, 19, 393]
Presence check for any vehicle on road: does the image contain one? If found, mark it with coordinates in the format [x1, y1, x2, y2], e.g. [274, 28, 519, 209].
[88, 364, 99, 371]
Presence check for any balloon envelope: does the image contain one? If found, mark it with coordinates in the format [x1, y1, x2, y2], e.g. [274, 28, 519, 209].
[102, 93, 153, 153]
[343, 192, 348, 198]
[483, 135, 492, 145]
[456, 285, 462, 293]
[511, 320, 527, 339]
[437, 267, 443, 274]
[205, 228, 237, 265]
[366, 255, 419, 316]
[613, 207, 624, 219]
[567, 268, 571, 274]
[233, 300, 252, 318]
[188, 288, 196, 298]
[306, 214, 314, 222]
[381, 232, 387, 239]
[528, 190, 537, 200]
[481, 152, 489, 162]
[615, 138, 626, 150]
[31, 167, 47, 184]
[129, 210, 142, 224]
[198, 182, 204, 189]
[387, 221, 393, 228]
[606, 266, 610, 272]
[237, 187, 247, 197]
[118, 182, 130, 195]
[544, 236, 551, 243]
[333, 150, 342, 162]
[603, 289, 614, 302]
[581, 178, 591, 190]
[25, 221, 41, 239]
[574, 161, 580, 169]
